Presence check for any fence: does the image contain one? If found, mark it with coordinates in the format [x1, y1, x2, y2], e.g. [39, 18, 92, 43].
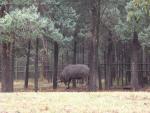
[99, 63, 150, 88]
[0, 62, 150, 87]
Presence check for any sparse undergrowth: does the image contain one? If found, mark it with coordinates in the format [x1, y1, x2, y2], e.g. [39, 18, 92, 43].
[0, 80, 88, 92]
[0, 80, 150, 92]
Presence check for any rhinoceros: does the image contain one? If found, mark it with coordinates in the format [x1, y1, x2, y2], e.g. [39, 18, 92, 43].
[58, 64, 89, 89]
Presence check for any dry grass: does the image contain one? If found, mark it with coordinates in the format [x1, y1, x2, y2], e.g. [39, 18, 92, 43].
[0, 80, 150, 113]
[0, 92, 150, 113]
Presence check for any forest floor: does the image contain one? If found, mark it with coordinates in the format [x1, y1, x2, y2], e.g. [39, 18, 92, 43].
[0, 80, 150, 113]
[0, 79, 150, 92]
[0, 79, 89, 92]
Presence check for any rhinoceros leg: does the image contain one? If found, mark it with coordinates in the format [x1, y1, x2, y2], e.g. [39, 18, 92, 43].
[67, 78, 71, 89]
[85, 76, 89, 89]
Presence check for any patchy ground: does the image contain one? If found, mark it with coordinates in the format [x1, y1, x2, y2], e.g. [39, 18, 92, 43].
[0, 92, 150, 113]
[0, 80, 89, 92]
[0, 79, 150, 93]
[0, 80, 150, 92]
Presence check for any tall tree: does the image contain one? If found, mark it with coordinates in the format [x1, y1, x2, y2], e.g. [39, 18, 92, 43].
[53, 41, 59, 89]
[115, 0, 150, 90]
[24, 39, 31, 89]
[34, 38, 39, 92]
[0, 3, 13, 92]
[88, 0, 97, 91]
[96, 0, 102, 90]
[0, 5, 59, 91]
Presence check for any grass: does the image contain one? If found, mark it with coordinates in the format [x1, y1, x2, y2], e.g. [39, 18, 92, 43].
[0, 92, 150, 113]
[0, 80, 150, 113]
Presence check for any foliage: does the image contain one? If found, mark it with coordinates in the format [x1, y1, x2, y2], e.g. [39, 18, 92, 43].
[0, 0, 78, 45]
[115, 19, 132, 40]
[0, 5, 64, 43]
[0, 6, 43, 41]
[35, 0, 78, 45]
[139, 25, 150, 46]
[49, 1, 78, 44]
[115, 0, 150, 44]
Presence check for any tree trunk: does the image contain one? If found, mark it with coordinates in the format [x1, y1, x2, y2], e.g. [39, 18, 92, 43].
[121, 48, 124, 86]
[0, 43, 1, 80]
[61, 54, 64, 69]
[72, 38, 77, 88]
[66, 50, 69, 64]
[88, 5, 97, 91]
[106, 37, 113, 89]
[96, 0, 102, 90]
[142, 46, 146, 87]
[104, 51, 107, 89]
[42, 39, 50, 82]
[34, 38, 39, 92]
[24, 40, 31, 89]
[1, 43, 13, 92]
[10, 40, 15, 86]
[131, 31, 140, 90]
[53, 41, 59, 89]
[106, 57, 111, 90]
[82, 40, 85, 64]
[88, 37, 97, 91]
[1, 4, 13, 92]
[41, 50, 49, 82]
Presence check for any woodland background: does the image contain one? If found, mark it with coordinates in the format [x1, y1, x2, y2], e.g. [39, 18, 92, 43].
[0, 0, 150, 92]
